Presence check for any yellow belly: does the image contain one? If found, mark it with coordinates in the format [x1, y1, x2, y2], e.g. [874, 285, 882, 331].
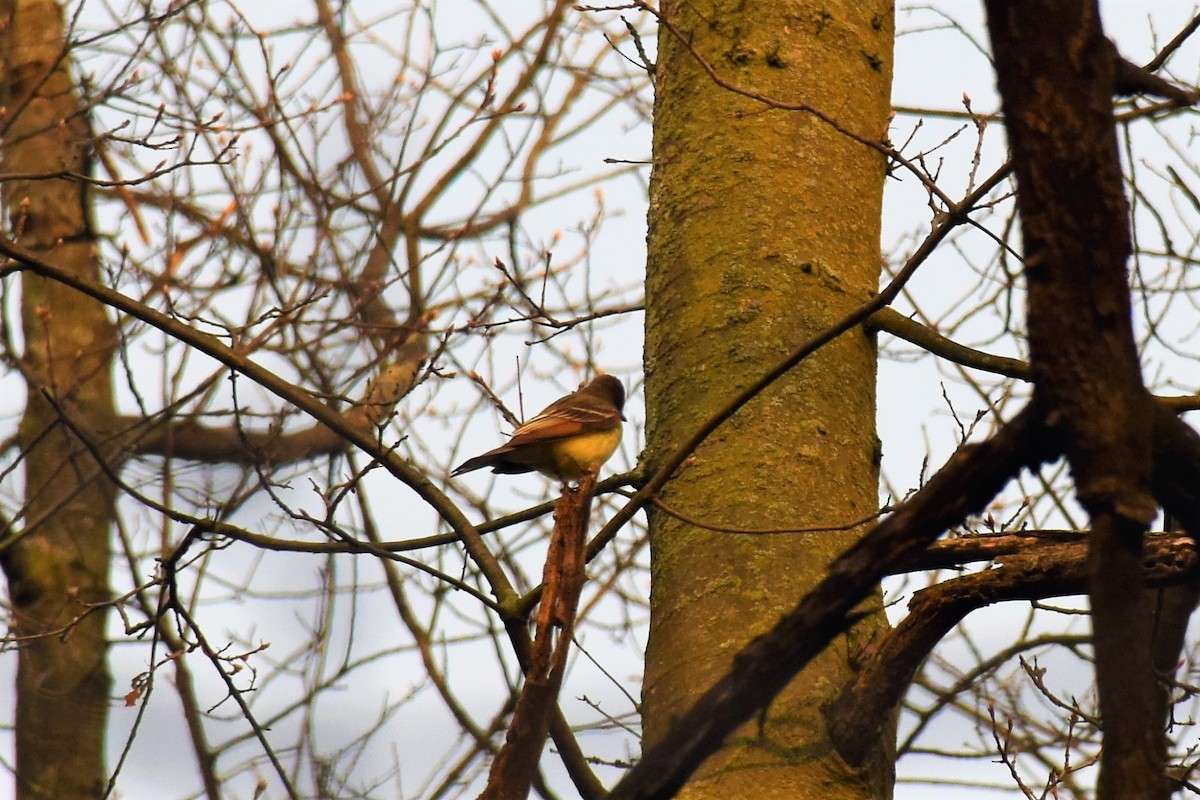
[548, 427, 622, 480]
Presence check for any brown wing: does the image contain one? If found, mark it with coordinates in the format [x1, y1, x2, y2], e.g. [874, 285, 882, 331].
[451, 375, 624, 476]
[506, 404, 617, 446]
[507, 377, 623, 442]
[449, 410, 597, 475]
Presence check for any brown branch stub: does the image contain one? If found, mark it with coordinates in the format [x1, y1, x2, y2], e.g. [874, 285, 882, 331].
[478, 473, 596, 800]
[1111, 46, 1196, 104]
[1151, 405, 1200, 539]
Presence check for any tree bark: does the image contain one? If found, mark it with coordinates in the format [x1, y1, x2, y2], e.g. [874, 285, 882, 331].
[642, 1, 894, 797]
[0, 1, 116, 798]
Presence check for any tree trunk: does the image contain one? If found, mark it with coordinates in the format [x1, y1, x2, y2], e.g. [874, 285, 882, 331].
[0, 1, 116, 798]
[642, 1, 895, 797]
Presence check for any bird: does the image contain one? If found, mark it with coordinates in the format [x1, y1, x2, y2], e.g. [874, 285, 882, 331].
[452, 374, 626, 481]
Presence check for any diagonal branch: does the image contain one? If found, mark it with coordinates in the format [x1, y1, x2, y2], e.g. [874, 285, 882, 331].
[606, 402, 1055, 800]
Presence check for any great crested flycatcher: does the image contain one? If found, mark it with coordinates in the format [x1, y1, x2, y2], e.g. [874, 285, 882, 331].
[452, 374, 626, 481]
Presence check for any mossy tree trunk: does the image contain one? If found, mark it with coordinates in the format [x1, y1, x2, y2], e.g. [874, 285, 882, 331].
[642, 2, 895, 797]
[0, 1, 116, 798]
